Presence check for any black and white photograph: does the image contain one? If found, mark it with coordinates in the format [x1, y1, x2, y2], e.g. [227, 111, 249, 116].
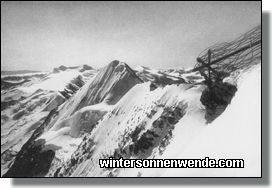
[1, 1, 263, 178]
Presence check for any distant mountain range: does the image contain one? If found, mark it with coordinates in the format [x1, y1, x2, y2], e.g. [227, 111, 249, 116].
[1, 70, 42, 76]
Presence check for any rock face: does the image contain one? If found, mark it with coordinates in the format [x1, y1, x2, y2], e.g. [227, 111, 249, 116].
[122, 101, 188, 159]
[59, 75, 85, 99]
[43, 94, 66, 111]
[200, 80, 237, 123]
[80, 64, 93, 72]
[72, 60, 143, 113]
[53, 65, 67, 73]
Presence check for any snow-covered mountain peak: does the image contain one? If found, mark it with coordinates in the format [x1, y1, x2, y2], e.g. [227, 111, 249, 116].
[61, 60, 143, 115]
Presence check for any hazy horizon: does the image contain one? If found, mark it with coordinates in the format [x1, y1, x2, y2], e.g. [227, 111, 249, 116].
[1, 1, 261, 71]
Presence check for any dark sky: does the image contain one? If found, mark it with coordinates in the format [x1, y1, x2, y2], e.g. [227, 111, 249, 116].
[1, 1, 261, 71]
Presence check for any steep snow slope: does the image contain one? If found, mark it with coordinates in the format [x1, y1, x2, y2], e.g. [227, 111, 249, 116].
[119, 63, 261, 177]
[67, 82, 205, 177]
[161, 64, 261, 177]
[72, 60, 143, 111]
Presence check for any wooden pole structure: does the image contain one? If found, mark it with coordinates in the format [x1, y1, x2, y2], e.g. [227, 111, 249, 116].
[193, 39, 261, 72]
[207, 49, 211, 87]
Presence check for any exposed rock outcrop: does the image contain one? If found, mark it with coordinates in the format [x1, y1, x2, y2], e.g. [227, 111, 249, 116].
[200, 80, 237, 123]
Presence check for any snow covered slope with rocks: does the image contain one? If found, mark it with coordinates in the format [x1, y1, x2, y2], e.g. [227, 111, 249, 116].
[120, 63, 261, 177]
[1, 65, 96, 176]
[1, 59, 261, 177]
